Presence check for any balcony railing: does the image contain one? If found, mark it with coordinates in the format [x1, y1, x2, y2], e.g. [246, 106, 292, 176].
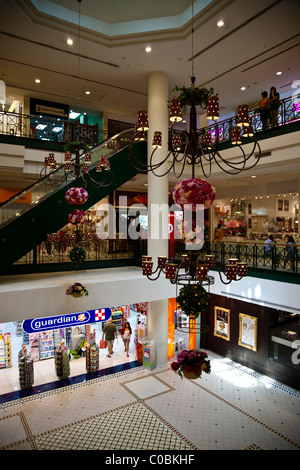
[0, 111, 109, 146]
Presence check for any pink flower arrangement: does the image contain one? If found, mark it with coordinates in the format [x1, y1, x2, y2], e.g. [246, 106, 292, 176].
[65, 187, 89, 205]
[68, 209, 85, 225]
[171, 349, 211, 379]
[66, 282, 88, 297]
[172, 178, 216, 210]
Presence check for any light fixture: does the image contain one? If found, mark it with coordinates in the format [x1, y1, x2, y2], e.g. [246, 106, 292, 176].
[67, 38, 73, 45]
[35, 79, 40, 83]
[241, 86, 246, 91]
[128, 2, 262, 179]
[145, 46, 152, 53]
[276, 71, 282, 75]
[217, 20, 224, 27]
[142, 252, 247, 287]
[85, 90, 90, 95]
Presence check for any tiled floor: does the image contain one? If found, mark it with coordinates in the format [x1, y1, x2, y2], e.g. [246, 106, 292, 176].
[0, 350, 299, 451]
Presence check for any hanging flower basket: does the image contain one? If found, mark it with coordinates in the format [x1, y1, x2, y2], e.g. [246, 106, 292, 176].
[69, 246, 86, 264]
[170, 85, 214, 111]
[66, 282, 88, 298]
[65, 187, 89, 205]
[68, 209, 85, 225]
[173, 178, 216, 210]
[171, 349, 211, 380]
[176, 284, 210, 318]
[64, 141, 90, 154]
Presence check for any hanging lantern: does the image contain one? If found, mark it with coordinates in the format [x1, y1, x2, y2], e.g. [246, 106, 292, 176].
[237, 105, 249, 127]
[202, 132, 212, 149]
[85, 152, 91, 164]
[64, 151, 71, 163]
[136, 110, 149, 132]
[142, 261, 153, 276]
[157, 256, 167, 268]
[243, 117, 254, 137]
[226, 264, 237, 280]
[169, 98, 182, 122]
[206, 95, 219, 120]
[196, 264, 208, 281]
[231, 126, 242, 145]
[165, 262, 177, 280]
[152, 131, 162, 148]
[172, 134, 182, 150]
[237, 262, 248, 277]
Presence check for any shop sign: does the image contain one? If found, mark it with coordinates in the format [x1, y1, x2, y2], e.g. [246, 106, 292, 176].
[22, 308, 111, 334]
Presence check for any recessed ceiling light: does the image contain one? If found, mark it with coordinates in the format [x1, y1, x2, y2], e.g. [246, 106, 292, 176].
[145, 46, 152, 53]
[251, 175, 256, 178]
[35, 78, 40, 83]
[85, 90, 90, 95]
[276, 71, 282, 75]
[67, 38, 73, 45]
[241, 86, 246, 91]
[217, 20, 224, 27]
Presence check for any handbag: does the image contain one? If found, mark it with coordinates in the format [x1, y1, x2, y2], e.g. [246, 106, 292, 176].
[100, 339, 107, 349]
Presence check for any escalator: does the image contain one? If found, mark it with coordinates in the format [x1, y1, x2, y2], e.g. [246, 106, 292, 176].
[0, 129, 147, 274]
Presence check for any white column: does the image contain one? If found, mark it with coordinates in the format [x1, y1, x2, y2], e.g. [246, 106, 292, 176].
[147, 71, 169, 365]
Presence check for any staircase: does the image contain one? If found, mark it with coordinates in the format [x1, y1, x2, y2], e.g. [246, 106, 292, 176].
[0, 130, 147, 274]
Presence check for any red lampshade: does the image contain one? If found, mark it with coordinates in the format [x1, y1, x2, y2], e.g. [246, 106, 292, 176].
[142, 261, 153, 276]
[237, 105, 249, 127]
[44, 156, 48, 167]
[96, 156, 110, 172]
[196, 264, 208, 281]
[142, 255, 152, 262]
[157, 256, 167, 268]
[172, 134, 182, 150]
[243, 117, 253, 137]
[136, 110, 149, 132]
[202, 132, 212, 149]
[231, 126, 242, 145]
[205, 254, 215, 267]
[152, 131, 162, 148]
[237, 262, 248, 277]
[64, 151, 71, 162]
[85, 152, 91, 164]
[47, 153, 56, 169]
[207, 95, 219, 120]
[229, 258, 239, 264]
[65, 162, 72, 172]
[169, 98, 182, 123]
[226, 264, 237, 280]
[165, 262, 177, 280]
[134, 124, 146, 141]
[82, 163, 88, 173]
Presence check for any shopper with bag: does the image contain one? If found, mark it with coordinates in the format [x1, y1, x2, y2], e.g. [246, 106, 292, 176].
[120, 322, 132, 357]
[102, 318, 118, 358]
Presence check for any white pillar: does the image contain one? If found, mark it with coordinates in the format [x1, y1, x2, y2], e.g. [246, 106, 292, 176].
[147, 71, 169, 365]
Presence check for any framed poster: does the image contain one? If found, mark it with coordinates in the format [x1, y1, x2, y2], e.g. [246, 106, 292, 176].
[214, 307, 230, 341]
[277, 199, 283, 211]
[238, 313, 257, 351]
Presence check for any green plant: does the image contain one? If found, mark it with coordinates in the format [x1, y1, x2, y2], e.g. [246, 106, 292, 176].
[169, 85, 215, 111]
[69, 246, 86, 264]
[64, 141, 90, 154]
[176, 284, 210, 318]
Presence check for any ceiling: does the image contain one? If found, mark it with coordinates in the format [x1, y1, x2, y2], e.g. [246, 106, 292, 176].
[0, 0, 300, 195]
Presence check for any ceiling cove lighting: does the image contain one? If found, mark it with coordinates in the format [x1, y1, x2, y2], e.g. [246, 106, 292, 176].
[128, 4, 262, 179]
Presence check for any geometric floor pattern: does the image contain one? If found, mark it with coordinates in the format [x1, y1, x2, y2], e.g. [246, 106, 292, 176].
[0, 351, 299, 452]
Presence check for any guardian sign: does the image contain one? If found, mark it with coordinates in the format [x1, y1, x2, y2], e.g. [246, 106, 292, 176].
[22, 308, 111, 334]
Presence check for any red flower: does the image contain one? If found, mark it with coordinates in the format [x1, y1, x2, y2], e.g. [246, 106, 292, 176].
[171, 361, 180, 371]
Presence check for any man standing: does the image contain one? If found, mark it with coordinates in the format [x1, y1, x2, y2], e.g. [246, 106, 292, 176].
[102, 318, 118, 358]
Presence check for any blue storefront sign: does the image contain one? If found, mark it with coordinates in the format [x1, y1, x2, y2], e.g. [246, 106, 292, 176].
[22, 308, 111, 334]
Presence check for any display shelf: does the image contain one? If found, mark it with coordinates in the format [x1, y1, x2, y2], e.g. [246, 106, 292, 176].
[4, 332, 12, 368]
[29, 333, 39, 361]
[54, 343, 70, 379]
[18, 345, 34, 389]
[39, 331, 54, 360]
[0, 332, 5, 368]
[111, 308, 124, 331]
[86, 329, 99, 372]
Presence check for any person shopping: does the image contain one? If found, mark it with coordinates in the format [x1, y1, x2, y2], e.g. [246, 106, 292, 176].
[120, 322, 132, 357]
[102, 318, 118, 358]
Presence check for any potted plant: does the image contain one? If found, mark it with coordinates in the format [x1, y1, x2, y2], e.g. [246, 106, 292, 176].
[66, 282, 88, 298]
[171, 349, 211, 379]
[69, 246, 86, 264]
[170, 85, 215, 111]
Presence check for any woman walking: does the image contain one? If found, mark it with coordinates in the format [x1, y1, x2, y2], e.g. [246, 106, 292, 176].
[120, 322, 132, 357]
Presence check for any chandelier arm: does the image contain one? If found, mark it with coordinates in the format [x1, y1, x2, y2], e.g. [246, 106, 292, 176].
[173, 152, 188, 179]
[128, 144, 150, 173]
[207, 147, 248, 175]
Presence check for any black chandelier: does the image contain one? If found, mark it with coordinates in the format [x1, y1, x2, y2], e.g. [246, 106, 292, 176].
[128, 0, 261, 180]
[142, 252, 248, 287]
[40, 144, 112, 187]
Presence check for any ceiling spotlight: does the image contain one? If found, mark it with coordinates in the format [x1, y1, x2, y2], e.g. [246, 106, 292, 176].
[67, 38, 73, 45]
[276, 71, 282, 75]
[145, 46, 152, 53]
[85, 90, 91, 95]
[217, 20, 224, 27]
[35, 79, 40, 83]
[241, 86, 246, 91]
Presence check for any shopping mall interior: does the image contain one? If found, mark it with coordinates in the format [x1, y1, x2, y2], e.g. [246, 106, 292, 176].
[0, 0, 299, 454]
